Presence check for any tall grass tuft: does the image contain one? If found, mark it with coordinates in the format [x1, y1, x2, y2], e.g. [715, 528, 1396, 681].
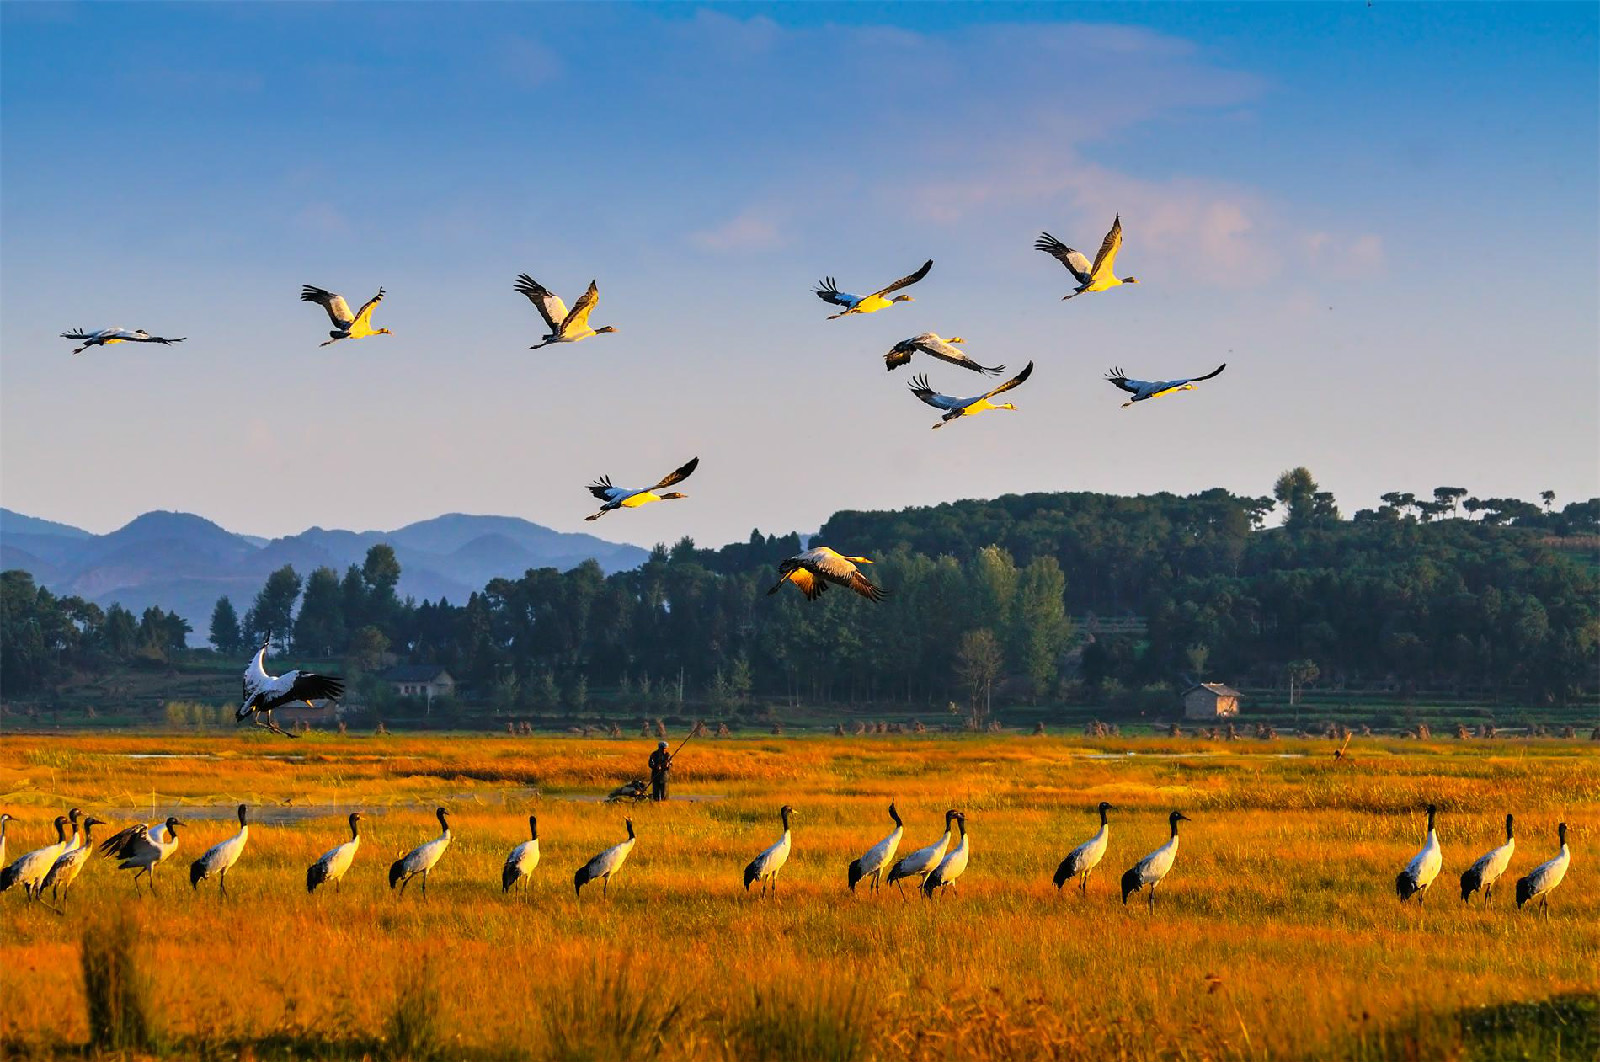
[540, 962, 683, 1062]
[730, 983, 868, 1062]
[80, 904, 154, 1053]
[385, 956, 444, 1061]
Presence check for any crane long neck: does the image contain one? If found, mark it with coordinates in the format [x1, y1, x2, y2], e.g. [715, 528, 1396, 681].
[1170, 817, 1181, 838]
[1504, 815, 1514, 840]
[349, 816, 361, 841]
[529, 816, 538, 841]
[1099, 806, 1110, 826]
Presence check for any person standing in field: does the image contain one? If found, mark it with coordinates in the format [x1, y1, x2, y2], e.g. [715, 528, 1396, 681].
[649, 740, 672, 802]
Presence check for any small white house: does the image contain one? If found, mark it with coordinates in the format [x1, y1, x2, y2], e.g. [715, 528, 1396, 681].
[1183, 682, 1242, 720]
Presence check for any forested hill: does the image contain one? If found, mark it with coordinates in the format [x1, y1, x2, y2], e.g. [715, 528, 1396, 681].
[3, 477, 1596, 711]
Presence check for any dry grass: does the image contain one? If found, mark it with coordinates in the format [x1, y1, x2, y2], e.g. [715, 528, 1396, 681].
[1, 731, 1595, 1059]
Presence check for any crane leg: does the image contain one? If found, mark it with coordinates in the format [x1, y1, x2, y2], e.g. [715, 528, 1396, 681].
[398, 875, 410, 898]
[219, 869, 228, 898]
[421, 870, 428, 897]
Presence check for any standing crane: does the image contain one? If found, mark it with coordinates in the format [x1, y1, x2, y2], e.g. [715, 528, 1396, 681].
[502, 815, 541, 895]
[99, 816, 185, 894]
[922, 812, 969, 898]
[0, 816, 72, 902]
[1396, 804, 1444, 904]
[1515, 823, 1570, 917]
[1120, 811, 1192, 911]
[307, 813, 363, 893]
[885, 809, 959, 897]
[574, 818, 636, 899]
[744, 805, 796, 898]
[189, 805, 251, 896]
[1460, 814, 1515, 904]
[1054, 802, 1115, 893]
[390, 808, 453, 898]
[42, 816, 107, 907]
[848, 803, 903, 893]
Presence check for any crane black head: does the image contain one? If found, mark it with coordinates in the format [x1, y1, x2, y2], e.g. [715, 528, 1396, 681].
[435, 807, 450, 829]
[165, 816, 184, 833]
[945, 808, 959, 824]
[888, 802, 901, 825]
[1098, 801, 1115, 813]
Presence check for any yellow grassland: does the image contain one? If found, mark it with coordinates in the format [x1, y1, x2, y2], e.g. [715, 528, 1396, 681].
[0, 731, 1595, 1059]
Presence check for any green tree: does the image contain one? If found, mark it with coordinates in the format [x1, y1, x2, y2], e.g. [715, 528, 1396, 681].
[104, 604, 138, 659]
[347, 625, 390, 670]
[244, 565, 302, 650]
[1011, 556, 1070, 698]
[1274, 467, 1319, 527]
[956, 627, 1004, 729]
[293, 567, 346, 656]
[208, 596, 242, 655]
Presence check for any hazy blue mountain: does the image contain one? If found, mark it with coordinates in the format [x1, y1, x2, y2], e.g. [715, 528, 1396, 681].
[0, 507, 650, 643]
[0, 508, 92, 539]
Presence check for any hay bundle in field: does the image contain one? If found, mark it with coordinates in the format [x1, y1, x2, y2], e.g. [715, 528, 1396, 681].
[655, 720, 668, 739]
[1037, 721, 1050, 736]
[1256, 723, 1277, 740]
[1416, 723, 1431, 739]
[1561, 725, 1576, 739]
[833, 724, 845, 736]
[1478, 723, 1497, 738]
[1456, 724, 1471, 739]
[690, 720, 707, 738]
[640, 720, 652, 737]
[716, 722, 730, 737]
[912, 719, 926, 733]
[1591, 726, 1600, 741]
[609, 723, 622, 738]
[771, 723, 784, 735]
[851, 721, 866, 736]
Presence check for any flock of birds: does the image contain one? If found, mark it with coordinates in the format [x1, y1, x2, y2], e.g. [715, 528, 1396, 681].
[32, 216, 1573, 922]
[55, 217, 1228, 609]
[0, 801, 1573, 916]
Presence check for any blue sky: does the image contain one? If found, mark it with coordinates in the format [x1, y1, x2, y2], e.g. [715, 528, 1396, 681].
[2, 2, 1595, 545]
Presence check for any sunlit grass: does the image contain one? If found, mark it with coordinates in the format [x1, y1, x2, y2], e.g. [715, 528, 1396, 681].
[1, 731, 1594, 1058]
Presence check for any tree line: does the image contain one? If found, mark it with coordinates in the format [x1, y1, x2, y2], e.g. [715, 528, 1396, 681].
[3, 471, 1595, 709]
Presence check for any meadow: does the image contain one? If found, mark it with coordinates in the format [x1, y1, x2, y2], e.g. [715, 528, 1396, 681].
[1, 730, 1596, 1060]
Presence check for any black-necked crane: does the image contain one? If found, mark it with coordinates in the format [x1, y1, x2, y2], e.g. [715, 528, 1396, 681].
[909, 361, 1034, 429]
[885, 809, 959, 897]
[848, 803, 903, 892]
[300, 284, 390, 347]
[516, 274, 618, 349]
[815, 259, 932, 319]
[586, 457, 699, 521]
[307, 813, 362, 893]
[59, 328, 185, 356]
[1054, 802, 1114, 893]
[884, 334, 1003, 376]
[1105, 364, 1225, 408]
[502, 815, 541, 895]
[390, 807, 453, 898]
[1396, 803, 1443, 904]
[189, 805, 250, 896]
[1120, 810, 1191, 911]
[1, 815, 72, 902]
[767, 547, 887, 603]
[42, 815, 107, 907]
[1460, 813, 1515, 904]
[574, 818, 636, 899]
[922, 812, 969, 898]
[1035, 216, 1139, 299]
[239, 642, 344, 738]
[1515, 823, 1569, 917]
[744, 805, 795, 897]
[99, 816, 184, 894]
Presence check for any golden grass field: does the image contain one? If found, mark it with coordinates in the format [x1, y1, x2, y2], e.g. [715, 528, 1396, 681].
[1, 730, 1596, 1060]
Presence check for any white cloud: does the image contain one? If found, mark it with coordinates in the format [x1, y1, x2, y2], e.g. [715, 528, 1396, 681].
[690, 207, 785, 253]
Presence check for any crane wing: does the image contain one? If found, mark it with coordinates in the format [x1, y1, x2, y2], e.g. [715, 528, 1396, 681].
[352, 288, 386, 328]
[288, 672, 344, 703]
[982, 360, 1034, 400]
[871, 258, 933, 298]
[1034, 233, 1092, 284]
[814, 277, 856, 308]
[1088, 216, 1124, 280]
[769, 564, 827, 600]
[132, 333, 185, 345]
[916, 334, 1002, 375]
[514, 274, 569, 332]
[561, 281, 600, 332]
[1104, 367, 1144, 395]
[650, 456, 699, 491]
[907, 374, 956, 410]
[300, 286, 354, 327]
[587, 475, 625, 502]
[1187, 363, 1227, 383]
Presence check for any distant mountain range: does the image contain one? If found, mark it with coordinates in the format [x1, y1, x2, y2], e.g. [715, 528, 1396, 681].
[0, 508, 650, 644]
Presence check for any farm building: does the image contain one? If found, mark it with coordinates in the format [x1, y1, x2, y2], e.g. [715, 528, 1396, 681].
[1183, 682, 1242, 720]
[378, 664, 457, 703]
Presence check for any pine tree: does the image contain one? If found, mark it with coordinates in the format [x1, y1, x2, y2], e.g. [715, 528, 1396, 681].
[208, 596, 242, 655]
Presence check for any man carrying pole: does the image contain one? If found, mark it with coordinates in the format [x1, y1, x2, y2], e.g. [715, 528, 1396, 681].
[648, 734, 692, 802]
